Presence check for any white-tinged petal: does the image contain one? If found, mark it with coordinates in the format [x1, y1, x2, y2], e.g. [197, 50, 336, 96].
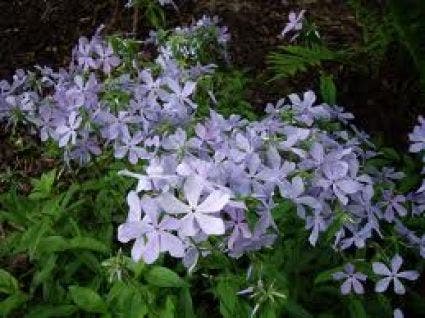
[180, 214, 197, 237]
[373, 262, 392, 276]
[184, 176, 203, 208]
[375, 277, 392, 293]
[158, 193, 191, 214]
[393, 277, 405, 295]
[197, 191, 230, 213]
[127, 191, 141, 222]
[391, 254, 403, 273]
[142, 233, 160, 264]
[117, 222, 145, 243]
[131, 237, 146, 261]
[160, 232, 184, 257]
[196, 214, 225, 235]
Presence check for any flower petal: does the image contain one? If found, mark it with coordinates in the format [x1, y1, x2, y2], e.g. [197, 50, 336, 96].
[118, 222, 145, 243]
[393, 277, 406, 295]
[160, 232, 184, 258]
[196, 214, 225, 235]
[158, 193, 191, 214]
[179, 214, 197, 237]
[142, 233, 160, 264]
[373, 262, 392, 276]
[131, 237, 146, 262]
[184, 176, 203, 208]
[127, 191, 141, 222]
[197, 191, 230, 213]
[391, 254, 403, 273]
[375, 277, 392, 293]
[397, 270, 419, 281]
[340, 279, 352, 295]
[352, 279, 364, 294]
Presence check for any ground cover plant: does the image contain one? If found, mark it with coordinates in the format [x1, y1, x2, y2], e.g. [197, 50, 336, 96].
[1, 1, 425, 317]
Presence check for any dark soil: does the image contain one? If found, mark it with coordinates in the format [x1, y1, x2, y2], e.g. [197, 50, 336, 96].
[0, 0, 133, 80]
[0, 0, 423, 155]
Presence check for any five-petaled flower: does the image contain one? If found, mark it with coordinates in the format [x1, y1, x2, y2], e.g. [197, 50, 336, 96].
[373, 254, 419, 295]
[332, 263, 367, 295]
[159, 176, 230, 236]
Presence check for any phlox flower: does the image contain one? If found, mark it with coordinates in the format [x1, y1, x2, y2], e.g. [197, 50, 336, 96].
[373, 254, 419, 295]
[158, 176, 230, 236]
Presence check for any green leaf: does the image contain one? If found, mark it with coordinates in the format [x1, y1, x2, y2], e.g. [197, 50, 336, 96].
[146, 266, 186, 287]
[127, 294, 148, 318]
[283, 301, 313, 318]
[68, 237, 109, 253]
[36, 236, 69, 254]
[178, 287, 195, 318]
[314, 267, 342, 285]
[320, 73, 337, 105]
[215, 278, 237, 317]
[261, 306, 277, 318]
[268, 45, 337, 79]
[125, 257, 146, 279]
[347, 297, 367, 318]
[69, 286, 107, 313]
[29, 169, 56, 200]
[32, 255, 57, 291]
[0, 293, 27, 316]
[26, 305, 77, 318]
[0, 269, 19, 295]
[145, 266, 186, 288]
[160, 296, 176, 318]
[381, 147, 400, 161]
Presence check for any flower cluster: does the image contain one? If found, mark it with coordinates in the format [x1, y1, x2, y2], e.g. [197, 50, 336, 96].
[116, 87, 425, 274]
[0, 19, 227, 166]
[333, 255, 419, 296]
[148, 15, 230, 65]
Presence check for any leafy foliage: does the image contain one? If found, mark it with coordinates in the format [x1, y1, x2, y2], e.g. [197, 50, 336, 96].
[0, 169, 196, 317]
[349, 0, 425, 91]
[195, 69, 258, 120]
[268, 45, 339, 79]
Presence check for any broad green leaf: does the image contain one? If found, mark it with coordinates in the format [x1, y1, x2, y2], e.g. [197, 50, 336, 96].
[32, 255, 57, 290]
[160, 296, 176, 318]
[18, 221, 50, 257]
[127, 294, 148, 318]
[26, 305, 77, 318]
[36, 236, 69, 254]
[347, 298, 367, 318]
[0, 293, 27, 316]
[145, 266, 186, 288]
[178, 287, 195, 318]
[0, 269, 19, 294]
[69, 286, 107, 313]
[68, 237, 109, 253]
[216, 278, 237, 317]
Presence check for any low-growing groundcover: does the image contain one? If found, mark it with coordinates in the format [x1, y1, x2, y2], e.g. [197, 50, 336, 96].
[1, 1, 425, 317]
